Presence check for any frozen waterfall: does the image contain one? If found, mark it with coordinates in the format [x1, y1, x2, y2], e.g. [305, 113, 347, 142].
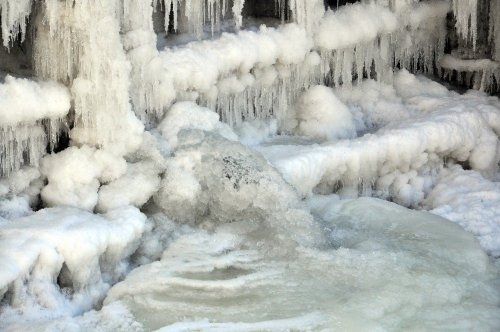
[1, 0, 500, 331]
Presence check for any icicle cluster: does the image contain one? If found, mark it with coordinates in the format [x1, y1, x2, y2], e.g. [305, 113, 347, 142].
[0, 76, 70, 176]
[120, 0, 175, 126]
[34, 0, 143, 153]
[0, 0, 32, 48]
[440, 55, 500, 93]
[158, 0, 238, 36]
[315, 3, 399, 87]
[392, 1, 449, 74]
[491, 0, 500, 62]
[288, 0, 324, 34]
[452, 0, 478, 49]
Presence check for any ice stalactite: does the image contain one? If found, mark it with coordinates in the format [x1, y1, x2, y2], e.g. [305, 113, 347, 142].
[0, 76, 70, 177]
[452, 0, 478, 49]
[491, 0, 500, 62]
[120, 0, 175, 125]
[315, 3, 398, 87]
[392, 1, 449, 74]
[0, 0, 32, 48]
[288, 0, 325, 34]
[440, 55, 500, 92]
[34, 0, 143, 154]
[160, 23, 317, 130]
[159, 0, 239, 37]
[211, 53, 322, 129]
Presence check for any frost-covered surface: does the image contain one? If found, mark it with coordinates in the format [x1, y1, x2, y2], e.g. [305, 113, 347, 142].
[0, 76, 70, 176]
[425, 166, 500, 256]
[258, 71, 500, 205]
[0, 206, 146, 329]
[1, 0, 500, 330]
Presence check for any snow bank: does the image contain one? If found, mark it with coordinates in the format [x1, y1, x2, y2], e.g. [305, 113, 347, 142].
[0, 206, 146, 327]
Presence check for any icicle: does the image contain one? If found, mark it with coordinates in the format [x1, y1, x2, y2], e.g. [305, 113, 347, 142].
[490, 0, 500, 62]
[34, 0, 143, 153]
[392, 1, 449, 74]
[120, 0, 175, 126]
[440, 55, 500, 93]
[452, 0, 478, 50]
[232, 0, 245, 30]
[0, 0, 32, 48]
[0, 124, 45, 177]
[288, 0, 324, 34]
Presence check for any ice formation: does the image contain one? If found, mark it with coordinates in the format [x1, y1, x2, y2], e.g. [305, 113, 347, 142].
[452, 0, 478, 49]
[1, 0, 500, 330]
[0, 76, 70, 176]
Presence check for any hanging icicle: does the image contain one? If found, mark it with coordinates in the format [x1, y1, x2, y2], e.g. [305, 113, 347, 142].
[452, 0, 478, 49]
[0, 0, 33, 48]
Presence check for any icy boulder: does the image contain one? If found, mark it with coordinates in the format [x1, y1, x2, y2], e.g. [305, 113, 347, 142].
[296, 85, 356, 140]
[0, 206, 146, 326]
[155, 130, 319, 245]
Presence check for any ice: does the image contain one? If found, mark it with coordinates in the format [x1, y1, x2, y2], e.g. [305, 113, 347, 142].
[40, 146, 128, 211]
[425, 166, 500, 256]
[295, 85, 356, 140]
[159, 23, 316, 128]
[100, 197, 500, 331]
[0, 76, 70, 176]
[0, 76, 70, 126]
[0, 206, 146, 328]
[452, 0, 478, 49]
[392, 0, 449, 74]
[96, 161, 163, 213]
[1, 0, 500, 330]
[315, 3, 398, 87]
[0, 0, 32, 48]
[159, 0, 239, 37]
[440, 54, 500, 93]
[121, 0, 175, 125]
[258, 71, 500, 205]
[491, 0, 500, 61]
[34, 0, 144, 155]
